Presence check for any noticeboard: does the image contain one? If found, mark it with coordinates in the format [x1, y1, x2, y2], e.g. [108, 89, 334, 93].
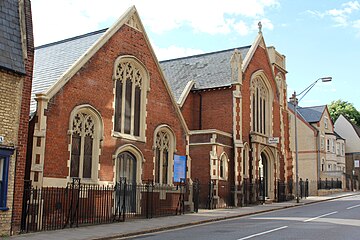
[355, 160, 360, 168]
[173, 155, 187, 182]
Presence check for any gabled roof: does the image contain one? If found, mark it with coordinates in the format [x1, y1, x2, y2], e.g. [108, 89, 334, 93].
[288, 101, 318, 134]
[160, 46, 250, 101]
[296, 105, 326, 123]
[31, 29, 106, 113]
[0, 0, 25, 74]
[341, 114, 360, 138]
[30, 6, 189, 133]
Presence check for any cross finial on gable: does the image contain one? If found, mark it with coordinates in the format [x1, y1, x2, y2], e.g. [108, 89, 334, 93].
[258, 21, 262, 33]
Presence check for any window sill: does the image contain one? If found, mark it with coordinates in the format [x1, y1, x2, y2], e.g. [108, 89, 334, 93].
[112, 131, 145, 142]
[0, 207, 9, 211]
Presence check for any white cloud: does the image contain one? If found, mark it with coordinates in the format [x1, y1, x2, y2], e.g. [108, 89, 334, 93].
[233, 20, 250, 36]
[152, 44, 204, 61]
[306, 1, 360, 33]
[31, 0, 279, 46]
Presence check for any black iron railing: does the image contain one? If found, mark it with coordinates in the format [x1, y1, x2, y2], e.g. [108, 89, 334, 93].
[21, 178, 187, 233]
[318, 178, 342, 190]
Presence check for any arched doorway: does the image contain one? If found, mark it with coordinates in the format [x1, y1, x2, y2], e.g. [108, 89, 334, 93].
[116, 151, 137, 213]
[116, 151, 137, 185]
[259, 152, 269, 198]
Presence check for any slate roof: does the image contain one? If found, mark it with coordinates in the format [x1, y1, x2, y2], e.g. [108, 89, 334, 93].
[0, 0, 25, 74]
[297, 105, 326, 123]
[31, 29, 107, 113]
[31, 28, 251, 113]
[159, 46, 251, 101]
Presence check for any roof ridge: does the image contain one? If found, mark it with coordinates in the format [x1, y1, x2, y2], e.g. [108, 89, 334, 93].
[298, 104, 326, 109]
[35, 28, 108, 50]
[159, 45, 251, 63]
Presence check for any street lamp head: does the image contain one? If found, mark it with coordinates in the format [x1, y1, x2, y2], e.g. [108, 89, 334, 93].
[320, 77, 332, 82]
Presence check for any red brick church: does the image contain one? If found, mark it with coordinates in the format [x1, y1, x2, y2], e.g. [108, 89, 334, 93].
[161, 23, 292, 206]
[27, 6, 293, 217]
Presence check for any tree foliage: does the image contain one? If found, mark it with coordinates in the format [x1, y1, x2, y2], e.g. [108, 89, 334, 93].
[328, 100, 360, 126]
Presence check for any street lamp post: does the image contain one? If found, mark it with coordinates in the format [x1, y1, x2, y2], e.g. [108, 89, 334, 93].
[290, 77, 332, 203]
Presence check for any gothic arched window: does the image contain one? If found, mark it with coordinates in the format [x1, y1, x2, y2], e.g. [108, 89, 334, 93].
[70, 108, 101, 180]
[154, 126, 175, 184]
[113, 56, 148, 141]
[251, 76, 269, 135]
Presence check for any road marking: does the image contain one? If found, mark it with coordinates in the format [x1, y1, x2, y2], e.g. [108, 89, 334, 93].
[303, 211, 338, 222]
[237, 226, 288, 240]
[347, 204, 360, 210]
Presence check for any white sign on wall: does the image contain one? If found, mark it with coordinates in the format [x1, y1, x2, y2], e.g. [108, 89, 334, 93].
[355, 160, 360, 168]
[0, 136, 4, 144]
[268, 137, 279, 144]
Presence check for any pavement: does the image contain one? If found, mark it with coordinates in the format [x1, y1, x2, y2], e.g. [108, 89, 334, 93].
[5, 191, 359, 240]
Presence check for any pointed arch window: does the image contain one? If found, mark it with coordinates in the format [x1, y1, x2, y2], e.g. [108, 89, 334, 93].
[69, 107, 101, 182]
[219, 153, 228, 180]
[113, 57, 148, 141]
[154, 127, 175, 184]
[251, 77, 269, 135]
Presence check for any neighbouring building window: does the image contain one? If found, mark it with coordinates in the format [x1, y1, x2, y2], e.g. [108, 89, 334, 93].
[69, 108, 101, 181]
[341, 143, 345, 156]
[0, 149, 14, 210]
[154, 127, 175, 184]
[324, 116, 328, 129]
[113, 57, 148, 141]
[328, 164, 331, 171]
[251, 77, 269, 135]
[327, 139, 330, 152]
[321, 159, 325, 171]
[332, 139, 335, 153]
[336, 142, 340, 155]
[321, 137, 325, 150]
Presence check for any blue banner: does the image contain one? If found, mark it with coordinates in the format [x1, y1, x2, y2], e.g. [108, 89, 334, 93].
[173, 155, 187, 182]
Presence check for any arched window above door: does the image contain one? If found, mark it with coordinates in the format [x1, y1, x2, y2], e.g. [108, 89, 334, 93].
[251, 72, 272, 135]
[113, 56, 149, 142]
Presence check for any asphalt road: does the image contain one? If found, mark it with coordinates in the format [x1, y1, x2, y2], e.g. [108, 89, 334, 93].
[119, 194, 360, 240]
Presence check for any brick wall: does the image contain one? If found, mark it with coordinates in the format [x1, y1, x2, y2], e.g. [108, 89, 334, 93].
[0, 70, 23, 236]
[11, 0, 34, 234]
[182, 89, 233, 132]
[39, 24, 187, 183]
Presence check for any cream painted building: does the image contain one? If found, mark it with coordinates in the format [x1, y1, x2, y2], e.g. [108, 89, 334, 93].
[289, 104, 346, 196]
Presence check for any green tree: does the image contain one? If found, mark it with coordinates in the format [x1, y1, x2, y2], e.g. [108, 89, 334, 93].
[328, 100, 360, 125]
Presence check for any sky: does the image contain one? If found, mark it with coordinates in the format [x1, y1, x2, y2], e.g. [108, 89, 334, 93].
[30, 0, 360, 109]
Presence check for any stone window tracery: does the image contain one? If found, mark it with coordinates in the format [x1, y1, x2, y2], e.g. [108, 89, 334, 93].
[70, 111, 97, 179]
[251, 77, 269, 134]
[154, 127, 175, 184]
[113, 57, 148, 141]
